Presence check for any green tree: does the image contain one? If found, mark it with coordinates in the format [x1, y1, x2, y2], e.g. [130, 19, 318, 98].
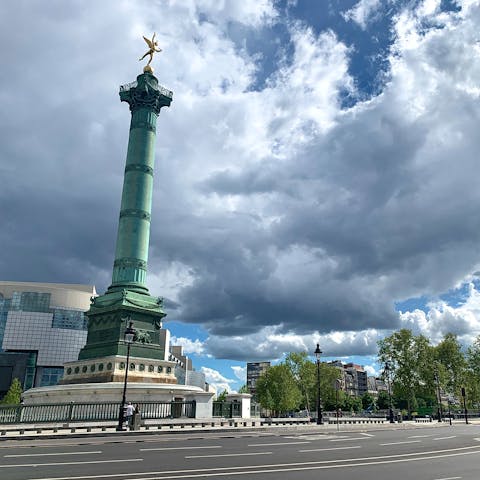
[238, 384, 249, 394]
[256, 364, 302, 416]
[285, 352, 314, 413]
[284, 352, 342, 414]
[217, 389, 228, 402]
[343, 395, 362, 413]
[376, 390, 390, 410]
[435, 333, 467, 395]
[317, 363, 343, 410]
[466, 335, 480, 406]
[1, 378, 22, 405]
[378, 329, 434, 418]
[361, 392, 375, 411]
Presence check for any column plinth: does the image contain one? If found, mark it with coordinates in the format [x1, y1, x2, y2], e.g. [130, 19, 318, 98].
[78, 72, 173, 362]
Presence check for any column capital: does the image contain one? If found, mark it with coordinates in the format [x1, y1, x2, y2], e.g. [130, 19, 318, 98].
[119, 73, 173, 114]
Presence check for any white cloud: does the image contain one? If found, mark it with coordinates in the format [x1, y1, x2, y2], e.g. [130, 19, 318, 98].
[399, 282, 480, 346]
[363, 364, 379, 376]
[170, 336, 205, 355]
[205, 326, 384, 360]
[194, 0, 277, 27]
[3, 1, 480, 367]
[231, 365, 247, 383]
[200, 366, 236, 393]
[342, 0, 382, 30]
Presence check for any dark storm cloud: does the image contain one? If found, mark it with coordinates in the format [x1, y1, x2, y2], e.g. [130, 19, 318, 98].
[2, 0, 480, 360]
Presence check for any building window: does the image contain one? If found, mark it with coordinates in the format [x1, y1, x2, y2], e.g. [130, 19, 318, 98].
[11, 292, 51, 313]
[52, 308, 87, 330]
[40, 367, 64, 386]
[23, 352, 37, 390]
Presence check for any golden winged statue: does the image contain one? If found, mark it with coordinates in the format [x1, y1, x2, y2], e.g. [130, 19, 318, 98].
[139, 33, 162, 72]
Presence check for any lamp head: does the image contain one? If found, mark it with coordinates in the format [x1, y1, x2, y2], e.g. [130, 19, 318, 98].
[124, 321, 136, 344]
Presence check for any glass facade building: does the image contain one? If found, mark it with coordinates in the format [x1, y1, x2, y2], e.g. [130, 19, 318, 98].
[0, 282, 95, 398]
[246, 361, 271, 399]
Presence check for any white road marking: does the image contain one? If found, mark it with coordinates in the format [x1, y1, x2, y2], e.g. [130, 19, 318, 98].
[4, 451, 102, 458]
[433, 477, 462, 480]
[140, 446, 222, 451]
[360, 433, 374, 437]
[185, 452, 272, 459]
[45, 449, 480, 479]
[0, 458, 142, 469]
[248, 441, 310, 447]
[409, 434, 433, 438]
[434, 436, 457, 441]
[29, 445, 480, 480]
[284, 435, 347, 440]
[380, 440, 421, 446]
[330, 437, 370, 442]
[299, 446, 362, 453]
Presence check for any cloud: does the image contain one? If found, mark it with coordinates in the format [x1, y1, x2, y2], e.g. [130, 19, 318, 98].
[2, 1, 480, 364]
[205, 326, 383, 360]
[200, 366, 236, 393]
[363, 364, 379, 376]
[231, 365, 247, 383]
[399, 282, 480, 346]
[170, 336, 205, 355]
[193, 0, 277, 27]
[342, 0, 382, 30]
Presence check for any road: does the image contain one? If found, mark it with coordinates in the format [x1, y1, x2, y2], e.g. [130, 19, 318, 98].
[1, 424, 479, 480]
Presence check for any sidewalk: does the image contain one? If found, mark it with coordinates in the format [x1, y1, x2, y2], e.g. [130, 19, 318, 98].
[1, 418, 467, 442]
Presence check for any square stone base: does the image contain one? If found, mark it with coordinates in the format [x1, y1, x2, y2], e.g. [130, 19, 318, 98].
[61, 355, 177, 385]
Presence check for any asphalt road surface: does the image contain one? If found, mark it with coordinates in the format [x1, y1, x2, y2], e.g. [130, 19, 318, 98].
[1, 424, 479, 480]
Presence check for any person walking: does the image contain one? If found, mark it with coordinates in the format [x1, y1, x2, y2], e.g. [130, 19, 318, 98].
[125, 402, 134, 428]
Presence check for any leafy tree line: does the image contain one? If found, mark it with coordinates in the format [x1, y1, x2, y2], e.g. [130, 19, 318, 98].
[254, 352, 365, 417]
[378, 329, 480, 418]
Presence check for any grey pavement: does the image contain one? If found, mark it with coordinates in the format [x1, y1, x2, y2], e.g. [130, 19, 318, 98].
[1, 422, 480, 480]
[0, 417, 469, 442]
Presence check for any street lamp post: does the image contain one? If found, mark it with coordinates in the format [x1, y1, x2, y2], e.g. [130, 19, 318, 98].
[335, 378, 341, 431]
[384, 361, 395, 423]
[116, 319, 136, 431]
[314, 343, 323, 425]
[447, 395, 452, 426]
[461, 387, 469, 425]
[434, 367, 443, 423]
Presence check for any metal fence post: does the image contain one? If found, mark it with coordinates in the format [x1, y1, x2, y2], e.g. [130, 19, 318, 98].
[67, 402, 74, 422]
[15, 405, 22, 423]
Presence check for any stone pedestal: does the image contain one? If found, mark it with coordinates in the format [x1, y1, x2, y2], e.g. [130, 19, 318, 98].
[61, 354, 177, 385]
[23, 383, 214, 419]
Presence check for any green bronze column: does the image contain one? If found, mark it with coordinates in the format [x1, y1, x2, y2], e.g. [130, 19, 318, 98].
[76, 66, 173, 364]
[108, 73, 172, 293]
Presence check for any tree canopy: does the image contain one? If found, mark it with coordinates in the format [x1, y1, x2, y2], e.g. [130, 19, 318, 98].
[1, 378, 22, 405]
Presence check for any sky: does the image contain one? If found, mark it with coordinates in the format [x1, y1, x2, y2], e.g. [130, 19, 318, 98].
[2, 0, 480, 393]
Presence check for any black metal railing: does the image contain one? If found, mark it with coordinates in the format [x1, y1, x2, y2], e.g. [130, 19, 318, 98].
[0, 400, 196, 425]
[212, 401, 242, 418]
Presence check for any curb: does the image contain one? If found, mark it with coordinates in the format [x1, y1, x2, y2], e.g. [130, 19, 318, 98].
[0, 420, 459, 443]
